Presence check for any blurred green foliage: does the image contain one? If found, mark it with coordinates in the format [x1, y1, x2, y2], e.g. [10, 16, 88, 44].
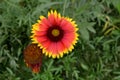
[0, 0, 120, 80]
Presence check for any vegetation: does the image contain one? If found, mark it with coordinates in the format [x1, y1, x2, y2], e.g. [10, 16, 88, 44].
[0, 0, 120, 80]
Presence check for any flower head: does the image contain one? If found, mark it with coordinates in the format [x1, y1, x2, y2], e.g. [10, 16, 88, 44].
[31, 10, 78, 58]
[23, 44, 43, 73]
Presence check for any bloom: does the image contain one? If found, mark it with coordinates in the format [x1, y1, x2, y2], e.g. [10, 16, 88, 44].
[23, 44, 43, 73]
[31, 10, 78, 58]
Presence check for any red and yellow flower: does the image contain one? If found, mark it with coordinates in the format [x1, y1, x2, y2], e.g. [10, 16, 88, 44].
[31, 10, 78, 58]
[23, 44, 43, 73]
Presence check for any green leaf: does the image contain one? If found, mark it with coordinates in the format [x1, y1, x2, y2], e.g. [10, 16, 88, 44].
[9, 0, 21, 3]
[10, 58, 18, 69]
[6, 67, 14, 75]
[80, 27, 89, 41]
[0, 35, 8, 45]
[111, 0, 120, 14]
[0, 57, 5, 63]
[117, 46, 120, 52]
[87, 25, 96, 33]
[32, 2, 62, 16]
[111, 29, 120, 35]
[80, 63, 89, 71]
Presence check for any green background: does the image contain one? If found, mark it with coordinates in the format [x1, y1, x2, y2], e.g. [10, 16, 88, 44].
[0, 0, 120, 80]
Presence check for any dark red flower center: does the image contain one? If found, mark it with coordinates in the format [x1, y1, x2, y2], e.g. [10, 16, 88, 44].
[46, 26, 64, 42]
